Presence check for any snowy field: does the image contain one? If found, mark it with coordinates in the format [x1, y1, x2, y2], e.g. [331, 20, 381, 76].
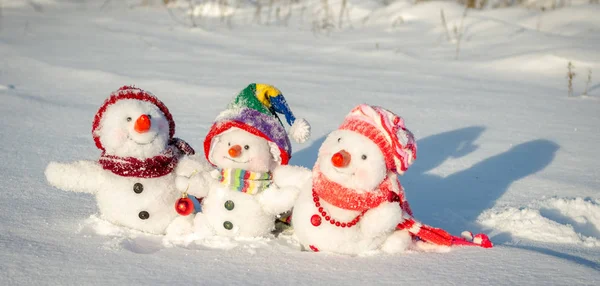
[1, 0, 600, 284]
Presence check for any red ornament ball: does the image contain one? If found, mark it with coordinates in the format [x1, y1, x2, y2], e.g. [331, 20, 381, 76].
[175, 197, 194, 216]
[310, 214, 322, 227]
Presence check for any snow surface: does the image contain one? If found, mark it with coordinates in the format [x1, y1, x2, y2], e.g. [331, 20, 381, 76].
[1, 0, 600, 284]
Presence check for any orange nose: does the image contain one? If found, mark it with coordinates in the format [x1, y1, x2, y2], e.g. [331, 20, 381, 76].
[331, 150, 351, 168]
[228, 145, 242, 158]
[134, 114, 151, 133]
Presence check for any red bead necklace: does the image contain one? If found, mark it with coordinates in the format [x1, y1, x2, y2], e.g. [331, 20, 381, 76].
[310, 190, 367, 228]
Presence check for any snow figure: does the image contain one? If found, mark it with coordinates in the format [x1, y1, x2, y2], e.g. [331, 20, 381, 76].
[175, 83, 311, 238]
[291, 104, 492, 255]
[45, 86, 207, 235]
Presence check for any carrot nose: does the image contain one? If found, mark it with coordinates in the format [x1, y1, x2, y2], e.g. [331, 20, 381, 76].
[331, 150, 351, 168]
[134, 114, 151, 133]
[228, 145, 242, 158]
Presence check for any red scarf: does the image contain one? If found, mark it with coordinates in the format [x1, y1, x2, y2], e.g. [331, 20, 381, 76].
[312, 164, 400, 212]
[99, 138, 195, 178]
[311, 165, 493, 249]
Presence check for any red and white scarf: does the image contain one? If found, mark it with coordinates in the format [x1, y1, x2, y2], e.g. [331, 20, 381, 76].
[98, 138, 195, 178]
[312, 165, 492, 248]
[312, 163, 399, 212]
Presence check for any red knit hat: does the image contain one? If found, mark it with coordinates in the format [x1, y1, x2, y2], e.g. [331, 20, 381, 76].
[338, 104, 416, 174]
[92, 86, 175, 151]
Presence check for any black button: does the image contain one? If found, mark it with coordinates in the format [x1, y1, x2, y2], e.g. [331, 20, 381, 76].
[139, 211, 150, 220]
[224, 200, 235, 211]
[223, 221, 233, 230]
[133, 183, 143, 194]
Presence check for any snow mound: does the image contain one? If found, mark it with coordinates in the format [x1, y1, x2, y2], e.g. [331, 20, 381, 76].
[478, 197, 600, 247]
[519, 4, 600, 36]
[78, 215, 166, 254]
[81, 214, 301, 253]
[191, 233, 300, 254]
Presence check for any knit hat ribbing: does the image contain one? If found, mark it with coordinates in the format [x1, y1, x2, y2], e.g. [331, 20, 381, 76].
[338, 104, 416, 174]
[92, 86, 175, 151]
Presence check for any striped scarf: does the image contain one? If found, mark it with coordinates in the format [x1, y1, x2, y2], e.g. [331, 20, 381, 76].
[219, 168, 272, 195]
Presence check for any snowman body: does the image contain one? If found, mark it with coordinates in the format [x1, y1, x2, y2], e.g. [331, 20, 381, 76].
[291, 130, 411, 255]
[98, 169, 182, 234]
[188, 127, 301, 238]
[198, 180, 277, 237]
[292, 184, 392, 254]
[46, 159, 203, 234]
[46, 93, 204, 235]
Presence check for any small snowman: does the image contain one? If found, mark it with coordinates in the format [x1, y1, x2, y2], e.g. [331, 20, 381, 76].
[45, 86, 206, 235]
[174, 83, 311, 239]
[291, 104, 492, 255]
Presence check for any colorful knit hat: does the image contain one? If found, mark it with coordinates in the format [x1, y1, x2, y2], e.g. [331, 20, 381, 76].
[204, 83, 311, 165]
[338, 104, 416, 174]
[92, 86, 175, 151]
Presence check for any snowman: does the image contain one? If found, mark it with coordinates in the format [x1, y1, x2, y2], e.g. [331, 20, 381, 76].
[291, 104, 492, 255]
[45, 86, 207, 235]
[173, 83, 311, 239]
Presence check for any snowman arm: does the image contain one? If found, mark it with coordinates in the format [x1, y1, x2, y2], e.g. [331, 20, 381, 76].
[45, 160, 103, 194]
[257, 165, 309, 215]
[257, 184, 301, 216]
[174, 155, 216, 198]
[175, 171, 213, 198]
[271, 165, 312, 189]
[359, 201, 403, 238]
[174, 154, 214, 177]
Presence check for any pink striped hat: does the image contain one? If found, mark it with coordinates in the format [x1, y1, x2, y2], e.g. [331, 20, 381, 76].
[338, 104, 417, 174]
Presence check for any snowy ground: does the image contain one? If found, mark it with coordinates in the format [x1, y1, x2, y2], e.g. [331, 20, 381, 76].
[1, 0, 599, 284]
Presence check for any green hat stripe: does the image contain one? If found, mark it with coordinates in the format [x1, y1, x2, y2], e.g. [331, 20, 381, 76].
[229, 84, 271, 116]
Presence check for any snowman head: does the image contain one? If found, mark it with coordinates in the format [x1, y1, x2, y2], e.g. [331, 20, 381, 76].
[318, 130, 387, 191]
[92, 87, 175, 159]
[208, 127, 279, 172]
[317, 104, 417, 190]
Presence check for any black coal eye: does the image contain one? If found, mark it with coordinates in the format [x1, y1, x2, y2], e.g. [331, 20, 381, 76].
[337, 138, 341, 143]
[361, 155, 367, 160]
[228, 142, 231, 146]
[244, 145, 250, 150]
[126, 117, 132, 122]
[147, 114, 152, 119]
